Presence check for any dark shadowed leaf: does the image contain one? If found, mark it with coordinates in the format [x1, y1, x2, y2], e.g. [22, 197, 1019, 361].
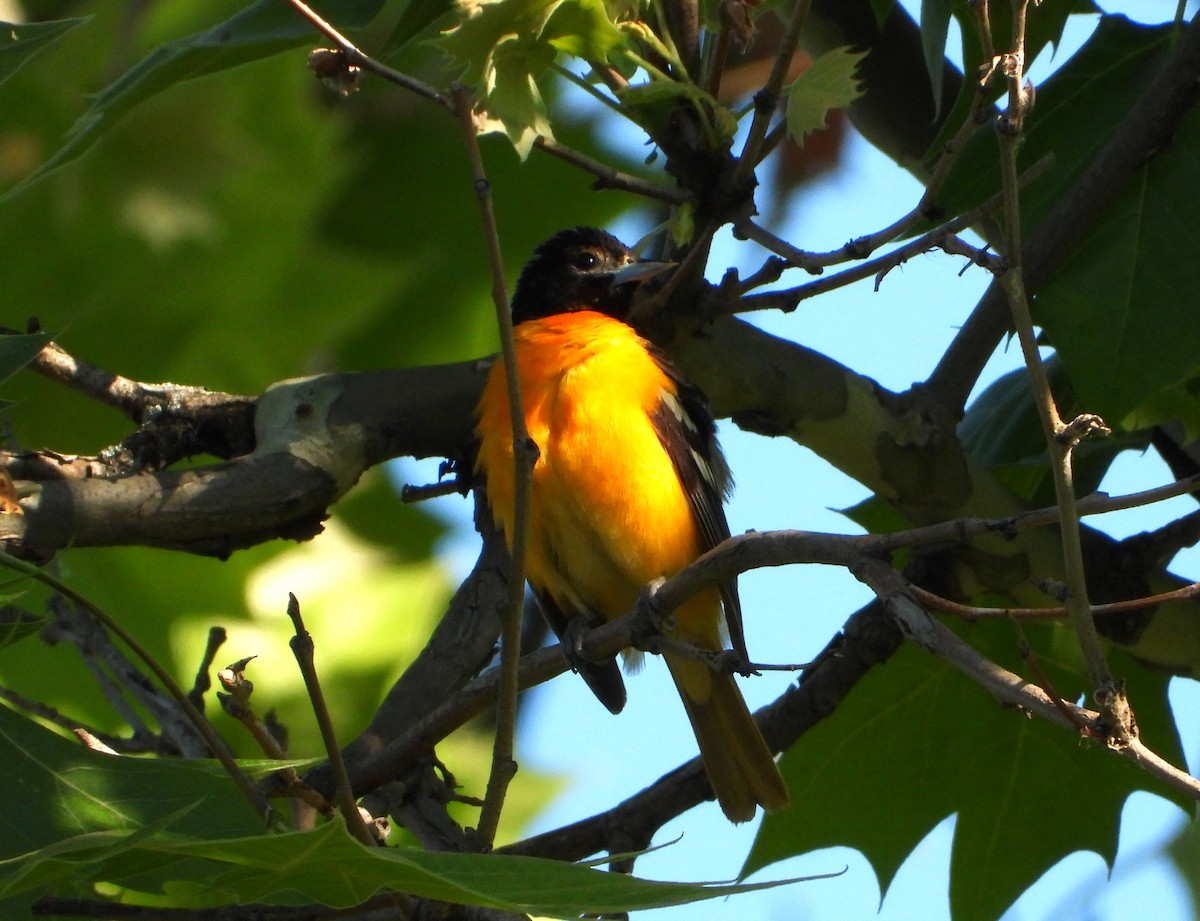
[0, 332, 49, 386]
[0, 607, 43, 650]
[0, 17, 87, 87]
[746, 634, 1186, 920]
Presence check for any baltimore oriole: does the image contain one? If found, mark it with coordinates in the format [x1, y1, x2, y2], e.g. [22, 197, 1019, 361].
[475, 227, 788, 822]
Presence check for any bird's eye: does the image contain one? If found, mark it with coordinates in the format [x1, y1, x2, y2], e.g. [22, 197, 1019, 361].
[571, 250, 601, 271]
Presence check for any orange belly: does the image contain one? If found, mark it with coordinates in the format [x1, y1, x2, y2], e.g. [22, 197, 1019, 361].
[475, 311, 720, 646]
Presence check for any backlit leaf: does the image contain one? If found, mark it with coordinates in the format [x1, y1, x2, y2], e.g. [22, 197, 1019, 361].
[783, 47, 866, 145]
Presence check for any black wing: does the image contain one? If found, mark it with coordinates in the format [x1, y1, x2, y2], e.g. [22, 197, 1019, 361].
[647, 348, 746, 659]
[531, 586, 627, 715]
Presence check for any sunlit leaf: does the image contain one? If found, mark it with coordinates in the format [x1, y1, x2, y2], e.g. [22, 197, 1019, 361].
[618, 79, 736, 141]
[783, 47, 865, 145]
[477, 35, 557, 157]
[540, 0, 625, 60]
[437, 0, 562, 83]
[437, 0, 627, 153]
[0, 702, 263, 863]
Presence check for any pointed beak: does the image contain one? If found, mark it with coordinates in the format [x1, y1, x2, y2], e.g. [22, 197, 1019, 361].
[609, 260, 675, 287]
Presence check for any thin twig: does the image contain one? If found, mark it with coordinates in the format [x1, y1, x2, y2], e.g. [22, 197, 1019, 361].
[283, 0, 450, 108]
[0, 684, 150, 753]
[925, 10, 1200, 415]
[913, 0, 1004, 226]
[910, 581, 1200, 620]
[285, 594, 376, 847]
[853, 556, 1200, 800]
[701, 10, 732, 98]
[732, 0, 813, 185]
[989, 0, 1126, 739]
[729, 153, 1051, 313]
[187, 626, 226, 712]
[286, 0, 691, 210]
[217, 656, 291, 761]
[1013, 620, 1095, 734]
[336, 515, 1200, 804]
[533, 136, 692, 204]
[452, 83, 528, 850]
[549, 62, 627, 118]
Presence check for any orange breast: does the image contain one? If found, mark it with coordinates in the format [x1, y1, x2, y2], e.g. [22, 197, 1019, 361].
[475, 312, 719, 642]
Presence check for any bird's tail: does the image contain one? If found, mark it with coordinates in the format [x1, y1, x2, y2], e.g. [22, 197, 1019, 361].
[667, 655, 790, 823]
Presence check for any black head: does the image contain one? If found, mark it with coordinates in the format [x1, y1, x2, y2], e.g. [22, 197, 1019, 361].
[510, 227, 669, 324]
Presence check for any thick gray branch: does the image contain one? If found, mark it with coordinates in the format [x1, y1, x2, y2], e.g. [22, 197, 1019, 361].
[1, 365, 486, 558]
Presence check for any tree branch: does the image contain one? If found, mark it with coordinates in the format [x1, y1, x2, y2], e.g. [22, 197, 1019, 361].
[0, 364, 484, 557]
[502, 600, 902, 861]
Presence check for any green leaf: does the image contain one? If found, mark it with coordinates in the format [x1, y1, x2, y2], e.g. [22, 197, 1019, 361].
[1, 0, 385, 203]
[922, 0, 1103, 168]
[939, 16, 1169, 225]
[0, 704, 264, 852]
[0, 332, 49, 387]
[477, 35, 557, 158]
[437, 0, 626, 153]
[437, 0, 562, 83]
[4, 818, 817, 917]
[0, 607, 43, 650]
[383, 0, 460, 50]
[618, 79, 736, 142]
[0, 705, 810, 915]
[1169, 809, 1200, 908]
[957, 363, 1142, 504]
[540, 0, 625, 60]
[783, 47, 865, 145]
[1124, 372, 1200, 440]
[868, 0, 896, 23]
[919, 0, 951, 119]
[746, 636, 1188, 921]
[1035, 105, 1200, 424]
[936, 17, 1195, 423]
[0, 17, 87, 88]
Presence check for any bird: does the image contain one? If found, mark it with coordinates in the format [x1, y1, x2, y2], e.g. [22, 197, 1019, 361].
[474, 226, 788, 822]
